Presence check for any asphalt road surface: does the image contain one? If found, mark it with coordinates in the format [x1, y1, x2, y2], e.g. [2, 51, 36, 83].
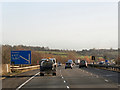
[2, 65, 119, 90]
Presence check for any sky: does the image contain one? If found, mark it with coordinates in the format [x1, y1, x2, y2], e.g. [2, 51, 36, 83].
[1, 2, 118, 50]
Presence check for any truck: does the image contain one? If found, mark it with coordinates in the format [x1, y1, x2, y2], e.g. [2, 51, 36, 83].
[39, 58, 57, 76]
[75, 59, 80, 65]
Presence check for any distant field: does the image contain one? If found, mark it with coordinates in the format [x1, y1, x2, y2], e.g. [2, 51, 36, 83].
[36, 51, 104, 60]
[36, 51, 68, 57]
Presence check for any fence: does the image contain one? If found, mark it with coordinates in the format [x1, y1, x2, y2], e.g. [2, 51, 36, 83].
[2, 64, 11, 74]
[2, 64, 40, 74]
[10, 65, 40, 72]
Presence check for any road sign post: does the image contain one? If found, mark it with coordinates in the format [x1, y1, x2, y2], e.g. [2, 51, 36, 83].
[11, 51, 31, 65]
[91, 56, 95, 60]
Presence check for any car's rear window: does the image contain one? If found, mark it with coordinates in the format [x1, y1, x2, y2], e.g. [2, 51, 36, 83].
[66, 63, 71, 65]
[80, 60, 85, 64]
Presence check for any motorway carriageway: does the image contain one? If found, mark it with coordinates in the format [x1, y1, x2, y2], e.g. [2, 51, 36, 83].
[2, 65, 119, 90]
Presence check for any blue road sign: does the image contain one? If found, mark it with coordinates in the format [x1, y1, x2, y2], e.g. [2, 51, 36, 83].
[11, 51, 31, 64]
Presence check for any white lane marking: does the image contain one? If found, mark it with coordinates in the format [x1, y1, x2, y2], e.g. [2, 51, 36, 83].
[60, 70, 63, 77]
[64, 80, 66, 83]
[60, 70, 61, 73]
[16, 72, 40, 90]
[62, 77, 64, 79]
[105, 79, 109, 82]
[67, 86, 70, 89]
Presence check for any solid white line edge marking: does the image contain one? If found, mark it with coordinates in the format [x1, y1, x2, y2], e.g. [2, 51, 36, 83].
[16, 72, 40, 90]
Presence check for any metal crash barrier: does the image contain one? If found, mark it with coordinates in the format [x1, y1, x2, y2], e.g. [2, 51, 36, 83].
[10, 65, 40, 72]
[88, 64, 120, 72]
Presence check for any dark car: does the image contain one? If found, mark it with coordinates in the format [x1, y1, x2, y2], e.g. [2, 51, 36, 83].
[99, 61, 105, 65]
[65, 62, 73, 69]
[57, 62, 62, 67]
[79, 60, 87, 68]
[40, 58, 56, 76]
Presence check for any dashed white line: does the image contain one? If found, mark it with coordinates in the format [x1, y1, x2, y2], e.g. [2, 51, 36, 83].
[60, 70, 63, 77]
[16, 72, 40, 90]
[64, 80, 66, 83]
[67, 86, 70, 89]
[60, 70, 69, 89]
[105, 79, 109, 82]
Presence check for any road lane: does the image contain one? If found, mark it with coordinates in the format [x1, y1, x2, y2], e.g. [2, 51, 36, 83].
[2, 69, 40, 88]
[76, 65, 119, 84]
[22, 69, 67, 88]
[61, 66, 117, 88]
[16, 72, 40, 90]
[20, 65, 118, 89]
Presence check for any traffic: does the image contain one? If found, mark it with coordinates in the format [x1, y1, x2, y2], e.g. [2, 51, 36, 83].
[2, 57, 119, 89]
[39, 57, 115, 76]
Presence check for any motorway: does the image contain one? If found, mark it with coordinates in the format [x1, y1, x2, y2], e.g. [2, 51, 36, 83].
[2, 65, 119, 90]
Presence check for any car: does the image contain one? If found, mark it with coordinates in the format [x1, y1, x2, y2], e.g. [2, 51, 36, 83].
[65, 62, 73, 69]
[79, 60, 87, 68]
[57, 62, 62, 67]
[99, 61, 105, 65]
[68, 60, 73, 63]
[75, 59, 80, 65]
[68, 59, 74, 65]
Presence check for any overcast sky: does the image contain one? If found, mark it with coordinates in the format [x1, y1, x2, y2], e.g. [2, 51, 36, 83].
[2, 2, 118, 50]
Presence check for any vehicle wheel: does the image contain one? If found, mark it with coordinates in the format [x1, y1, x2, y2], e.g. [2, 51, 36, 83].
[40, 73, 44, 76]
[65, 67, 66, 69]
[79, 66, 81, 68]
[52, 73, 56, 76]
[71, 67, 72, 69]
[85, 66, 87, 68]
